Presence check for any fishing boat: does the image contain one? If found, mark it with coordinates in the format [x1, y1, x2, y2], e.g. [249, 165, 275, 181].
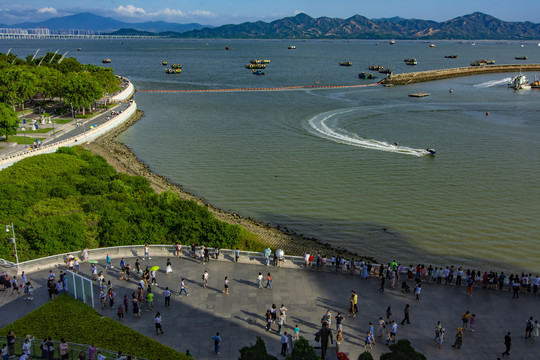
[378, 67, 392, 74]
[252, 69, 265, 75]
[515, 56, 528, 60]
[171, 64, 181, 69]
[339, 62, 352, 67]
[471, 59, 495, 66]
[445, 55, 458, 58]
[429, 44, 436, 47]
[288, 46, 296, 49]
[508, 73, 531, 90]
[530, 76, 540, 88]
[404, 58, 417, 65]
[358, 72, 376, 79]
[162, 61, 167, 66]
[102, 58, 111, 63]
[165, 68, 181, 74]
[389, 40, 395, 45]
[369, 65, 382, 71]
[250, 59, 270, 64]
[245, 64, 266, 69]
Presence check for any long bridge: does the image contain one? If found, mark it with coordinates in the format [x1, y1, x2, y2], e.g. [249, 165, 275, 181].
[0, 33, 162, 40]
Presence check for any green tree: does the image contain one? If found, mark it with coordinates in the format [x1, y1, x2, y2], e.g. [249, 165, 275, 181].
[239, 337, 278, 360]
[0, 102, 18, 141]
[0, 66, 38, 110]
[358, 351, 374, 360]
[380, 339, 426, 360]
[286, 337, 321, 360]
[62, 73, 102, 115]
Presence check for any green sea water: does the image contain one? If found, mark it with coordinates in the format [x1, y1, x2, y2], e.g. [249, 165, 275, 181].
[6, 39, 540, 273]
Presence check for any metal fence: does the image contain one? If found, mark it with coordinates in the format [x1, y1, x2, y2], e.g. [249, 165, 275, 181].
[65, 270, 94, 308]
[8, 337, 148, 360]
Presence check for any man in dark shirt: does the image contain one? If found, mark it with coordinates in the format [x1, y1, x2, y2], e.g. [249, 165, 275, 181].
[315, 322, 333, 359]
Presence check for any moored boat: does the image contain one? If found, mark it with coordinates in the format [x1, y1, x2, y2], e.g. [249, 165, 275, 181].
[225, 46, 231, 50]
[252, 69, 265, 75]
[515, 56, 528, 60]
[470, 59, 495, 66]
[445, 55, 458, 58]
[77, 48, 82, 51]
[250, 59, 270, 64]
[369, 65, 382, 71]
[288, 46, 296, 49]
[378, 67, 392, 74]
[102, 58, 111, 63]
[165, 68, 181, 74]
[530, 77, 540, 88]
[404, 58, 417, 65]
[171, 64, 181, 69]
[339, 61, 352, 66]
[245, 64, 266, 69]
[162, 61, 167, 66]
[389, 40, 395, 45]
[429, 44, 436, 47]
[358, 72, 376, 79]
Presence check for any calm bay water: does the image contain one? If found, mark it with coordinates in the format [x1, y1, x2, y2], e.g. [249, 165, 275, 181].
[5, 39, 540, 273]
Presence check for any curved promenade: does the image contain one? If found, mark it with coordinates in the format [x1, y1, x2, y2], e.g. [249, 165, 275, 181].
[381, 64, 540, 85]
[0, 77, 136, 171]
[1, 247, 539, 360]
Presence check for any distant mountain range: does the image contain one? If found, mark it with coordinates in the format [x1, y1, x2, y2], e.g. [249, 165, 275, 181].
[1, 12, 210, 33]
[173, 12, 540, 40]
[2, 12, 540, 40]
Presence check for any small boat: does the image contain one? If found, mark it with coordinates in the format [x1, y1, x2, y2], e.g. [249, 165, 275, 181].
[429, 44, 436, 47]
[389, 40, 395, 45]
[471, 59, 495, 66]
[162, 61, 167, 66]
[471, 42, 476, 46]
[445, 55, 458, 59]
[409, 93, 430, 97]
[358, 72, 376, 79]
[508, 73, 531, 90]
[245, 64, 266, 69]
[252, 69, 265, 75]
[530, 77, 540, 88]
[369, 65, 382, 71]
[102, 58, 111, 63]
[165, 68, 181, 74]
[250, 59, 270, 64]
[378, 67, 392, 74]
[404, 58, 417, 65]
[425, 148, 436, 155]
[171, 64, 182, 69]
[77, 48, 82, 51]
[339, 61, 352, 67]
[288, 46, 296, 49]
[225, 46, 231, 50]
[515, 56, 527, 60]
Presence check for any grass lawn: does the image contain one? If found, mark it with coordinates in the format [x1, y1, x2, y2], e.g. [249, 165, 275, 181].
[2, 136, 45, 145]
[53, 118, 75, 124]
[0, 295, 189, 360]
[17, 128, 53, 134]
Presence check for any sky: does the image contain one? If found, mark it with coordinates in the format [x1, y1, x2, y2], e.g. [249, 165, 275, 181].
[0, 0, 539, 26]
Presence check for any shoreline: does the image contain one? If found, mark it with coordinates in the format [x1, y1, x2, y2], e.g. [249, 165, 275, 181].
[82, 110, 368, 259]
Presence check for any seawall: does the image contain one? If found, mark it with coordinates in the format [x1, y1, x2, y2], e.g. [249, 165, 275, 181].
[381, 64, 540, 85]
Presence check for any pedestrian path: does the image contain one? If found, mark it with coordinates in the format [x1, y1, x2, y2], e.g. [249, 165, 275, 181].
[1, 252, 538, 360]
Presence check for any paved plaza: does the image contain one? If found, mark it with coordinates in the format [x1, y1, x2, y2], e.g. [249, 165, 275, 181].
[1, 253, 539, 360]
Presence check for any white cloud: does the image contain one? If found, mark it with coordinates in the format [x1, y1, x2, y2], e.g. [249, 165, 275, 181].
[114, 5, 147, 17]
[37, 7, 57, 14]
[189, 10, 214, 18]
[150, 8, 185, 17]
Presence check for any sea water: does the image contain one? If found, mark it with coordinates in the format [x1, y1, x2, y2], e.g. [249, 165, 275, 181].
[5, 39, 540, 273]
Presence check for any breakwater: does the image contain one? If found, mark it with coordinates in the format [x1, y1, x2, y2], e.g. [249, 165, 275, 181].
[381, 64, 540, 85]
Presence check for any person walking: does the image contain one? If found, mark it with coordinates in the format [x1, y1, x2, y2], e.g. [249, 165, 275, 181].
[364, 331, 373, 349]
[223, 276, 229, 294]
[414, 284, 421, 301]
[278, 313, 285, 335]
[257, 272, 263, 288]
[502, 332, 512, 356]
[266, 273, 272, 290]
[315, 322, 333, 359]
[526, 316, 534, 338]
[401, 304, 410, 325]
[390, 321, 398, 343]
[452, 327, 463, 349]
[235, 248, 240, 262]
[280, 304, 288, 324]
[335, 312, 344, 332]
[163, 287, 171, 306]
[386, 306, 392, 324]
[436, 328, 445, 349]
[280, 332, 288, 356]
[202, 271, 209, 288]
[105, 253, 112, 269]
[155, 312, 164, 335]
[143, 244, 151, 260]
[462, 311, 471, 331]
[179, 278, 189, 296]
[352, 291, 358, 316]
[212, 333, 222, 354]
[265, 310, 273, 331]
[166, 258, 173, 275]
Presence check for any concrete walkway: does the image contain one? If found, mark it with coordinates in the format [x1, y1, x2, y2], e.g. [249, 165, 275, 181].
[1, 254, 538, 360]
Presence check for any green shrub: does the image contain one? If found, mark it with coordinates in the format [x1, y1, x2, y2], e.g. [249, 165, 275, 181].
[239, 336, 278, 360]
[358, 351, 374, 360]
[286, 337, 321, 360]
[0, 295, 189, 359]
[380, 339, 426, 360]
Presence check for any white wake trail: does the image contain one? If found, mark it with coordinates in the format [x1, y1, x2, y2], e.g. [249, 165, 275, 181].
[307, 109, 431, 157]
[473, 77, 512, 88]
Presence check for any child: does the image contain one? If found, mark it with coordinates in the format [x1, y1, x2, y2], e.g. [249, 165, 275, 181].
[364, 331, 372, 349]
[470, 314, 476, 332]
[117, 304, 124, 320]
[336, 329, 343, 345]
[385, 331, 391, 346]
[294, 325, 300, 340]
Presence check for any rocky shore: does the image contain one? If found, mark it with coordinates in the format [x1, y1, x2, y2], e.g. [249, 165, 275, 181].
[83, 110, 365, 259]
[382, 64, 540, 85]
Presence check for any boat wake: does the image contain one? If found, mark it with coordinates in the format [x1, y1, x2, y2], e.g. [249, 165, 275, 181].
[473, 77, 512, 88]
[306, 109, 431, 156]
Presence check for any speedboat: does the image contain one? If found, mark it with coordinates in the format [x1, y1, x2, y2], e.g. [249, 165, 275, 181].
[425, 148, 436, 155]
[508, 73, 531, 90]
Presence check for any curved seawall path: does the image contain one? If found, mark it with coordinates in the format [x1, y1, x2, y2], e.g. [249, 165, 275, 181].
[381, 63, 540, 85]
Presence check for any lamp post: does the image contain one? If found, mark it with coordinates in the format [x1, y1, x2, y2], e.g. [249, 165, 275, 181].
[5, 223, 19, 268]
